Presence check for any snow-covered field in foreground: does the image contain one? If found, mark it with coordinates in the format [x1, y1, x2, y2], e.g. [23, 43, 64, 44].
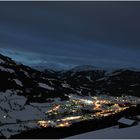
[67, 123, 140, 139]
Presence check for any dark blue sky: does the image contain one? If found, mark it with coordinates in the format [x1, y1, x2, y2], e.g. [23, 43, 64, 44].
[0, 2, 140, 69]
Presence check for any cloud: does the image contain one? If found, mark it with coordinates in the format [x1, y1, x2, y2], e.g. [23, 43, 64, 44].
[0, 2, 140, 69]
[1, 42, 140, 70]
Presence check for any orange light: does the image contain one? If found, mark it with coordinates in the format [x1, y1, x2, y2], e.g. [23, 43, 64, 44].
[47, 105, 60, 113]
[61, 116, 82, 121]
[37, 120, 49, 128]
[57, 122, 71, 127]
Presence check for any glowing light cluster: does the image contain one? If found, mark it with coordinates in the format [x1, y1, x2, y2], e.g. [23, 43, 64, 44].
[56, 122, 71, 127]
[38, 120, 49, 128]
[79, 99, 93, 105]
[47, 105, 60, 113]
[37, 95, 140, 128]
[61, 116, 82, 121]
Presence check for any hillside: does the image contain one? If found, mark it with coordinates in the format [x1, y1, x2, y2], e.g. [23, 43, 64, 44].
[0, 53, 140, 138]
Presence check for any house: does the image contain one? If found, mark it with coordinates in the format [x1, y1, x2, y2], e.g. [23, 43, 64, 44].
[118, 117, 137, 128]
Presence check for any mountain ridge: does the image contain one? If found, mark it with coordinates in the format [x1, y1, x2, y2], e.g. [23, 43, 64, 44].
[0, 53, 140, 138]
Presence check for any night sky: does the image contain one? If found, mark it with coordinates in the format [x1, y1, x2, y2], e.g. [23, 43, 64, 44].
[0, 1, 140, 69]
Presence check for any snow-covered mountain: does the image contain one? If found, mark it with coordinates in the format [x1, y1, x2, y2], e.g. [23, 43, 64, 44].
[0, 53, 140, 138]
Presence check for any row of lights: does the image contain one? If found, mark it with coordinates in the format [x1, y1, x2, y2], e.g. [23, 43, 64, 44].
[37, 95, 139, 128]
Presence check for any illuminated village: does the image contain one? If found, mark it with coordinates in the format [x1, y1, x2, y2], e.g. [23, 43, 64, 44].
[37, 95, 140, 128]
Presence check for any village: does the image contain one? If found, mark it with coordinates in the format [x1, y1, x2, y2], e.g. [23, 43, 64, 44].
[37, 94, 140, 129]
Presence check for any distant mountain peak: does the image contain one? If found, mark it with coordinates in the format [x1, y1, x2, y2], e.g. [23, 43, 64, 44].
[70, 65, 104, 72]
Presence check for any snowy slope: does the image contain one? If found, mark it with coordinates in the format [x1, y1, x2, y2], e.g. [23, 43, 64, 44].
[67, 123, 140, 139]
